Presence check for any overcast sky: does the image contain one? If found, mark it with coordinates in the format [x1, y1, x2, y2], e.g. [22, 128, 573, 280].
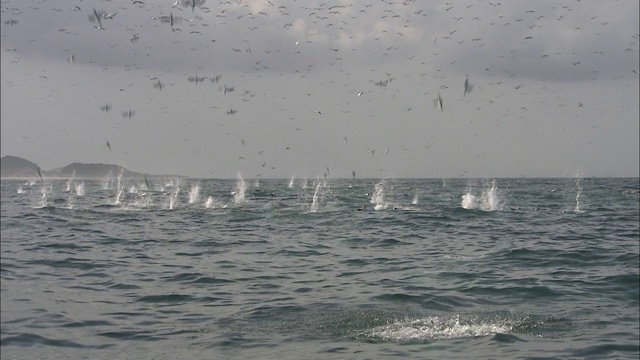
[1, 0, 638, 179]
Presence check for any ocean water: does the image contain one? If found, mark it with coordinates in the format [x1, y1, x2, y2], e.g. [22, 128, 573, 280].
[1, 176, 638, 359]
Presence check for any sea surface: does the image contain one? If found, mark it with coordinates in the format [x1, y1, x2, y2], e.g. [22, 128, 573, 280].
[1, 176, 639, 359]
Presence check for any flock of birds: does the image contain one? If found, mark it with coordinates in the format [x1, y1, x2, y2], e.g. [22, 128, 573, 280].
[1, 0, 638, 178]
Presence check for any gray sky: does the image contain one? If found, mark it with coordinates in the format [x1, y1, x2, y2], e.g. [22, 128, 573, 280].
[1, 0, 638, 179]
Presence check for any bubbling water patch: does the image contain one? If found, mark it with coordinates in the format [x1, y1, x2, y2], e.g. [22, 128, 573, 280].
[360, 314, 512, 343]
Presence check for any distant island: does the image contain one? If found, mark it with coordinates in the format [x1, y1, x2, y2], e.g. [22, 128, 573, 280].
[0, 155, 179, 179]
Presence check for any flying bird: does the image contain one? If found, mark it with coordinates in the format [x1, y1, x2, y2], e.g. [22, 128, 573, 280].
[100, 103, 112, 113]
[37, 167, 43, 180]
[434, 92, 443, 113]
[122, 110, 135, 119]
[106, 141, 112, 151]
[463, 77, 473, 97]
[88, 8, 105, 30]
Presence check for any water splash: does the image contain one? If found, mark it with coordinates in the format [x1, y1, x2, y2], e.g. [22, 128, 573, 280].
[65, 181, 71, 193]
[17, 186, 25, 194]
[411, 192, 419, 205]
[461, 193, 477, 209]
[461, 180, 503, 211]
[101, 171, 114, 190]
[113, 170, 124, 205]
[233, 173, 246, 204]
[370, 180, 388, 211]
[38, 184, 50, 208]
[188, 183, 200, 204]
[288, 176, 295, 188]
[128, 185, 138, 194]
[204, 196, 220, 209]
[167, 181, 181, 210]
[310, 182, 322, 212]
[75, 182, 85, 197]
[574, 175, 583, 213]
[360, 314, 512, 342]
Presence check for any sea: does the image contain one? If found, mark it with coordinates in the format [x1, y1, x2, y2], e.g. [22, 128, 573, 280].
[1, 175, 638, 359]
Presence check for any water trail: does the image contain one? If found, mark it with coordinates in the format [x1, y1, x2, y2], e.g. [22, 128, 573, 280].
[75, 182, 85, 197]
[233, 173, 246, 204]
[310, 182, 322, 212]
[288, 176, 295, 188]
[370, 180, 388, 211]
[188, 183, 200, 204]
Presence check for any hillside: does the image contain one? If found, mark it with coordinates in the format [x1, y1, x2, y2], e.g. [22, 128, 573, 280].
[0, 155, 171, 179]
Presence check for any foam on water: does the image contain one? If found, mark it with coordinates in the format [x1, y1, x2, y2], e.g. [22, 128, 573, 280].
[361, 314, 512, 342]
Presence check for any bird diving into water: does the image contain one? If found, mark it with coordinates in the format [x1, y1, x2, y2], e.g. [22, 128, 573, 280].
[106, 141, 112, 151]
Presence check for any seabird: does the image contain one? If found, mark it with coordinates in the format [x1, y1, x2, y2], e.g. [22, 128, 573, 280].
[434, 92, 443, 113]
[464, 77, 473, 97]
[106, 141, 112, 151]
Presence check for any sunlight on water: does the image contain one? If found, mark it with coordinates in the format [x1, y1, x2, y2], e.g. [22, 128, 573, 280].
[188, 183, 200, 204]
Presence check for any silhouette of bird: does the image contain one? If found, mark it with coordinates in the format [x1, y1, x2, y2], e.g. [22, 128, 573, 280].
[106, 141, 112, 151]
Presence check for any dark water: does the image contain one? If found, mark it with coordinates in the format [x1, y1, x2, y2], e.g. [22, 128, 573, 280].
[1, 176, 638, 359]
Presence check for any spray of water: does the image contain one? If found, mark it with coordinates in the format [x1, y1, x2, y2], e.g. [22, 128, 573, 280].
[288, 176, 295, 188]
[461, 180, 503, 211]
[574, 175, 583, 212]
[234, 173, 247, 204]
[75, 182, 85, 197]
[310, 182, 322, 212]
[167, 181, 181, 210]
[370, 180, 388, 211]
[188, 183, 200, 204]
[411, 192, 419, 205]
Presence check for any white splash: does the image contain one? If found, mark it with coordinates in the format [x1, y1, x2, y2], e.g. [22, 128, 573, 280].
[301, 177, 308, 189]
[574, 175, 584, 212]
[461, 193, 477, 209]
[361, 315, 511, 342]
[254, 179, 260, 188]
[102, 171, 114, 190]
[204, 196, 215, 208]
[65, 181, 71, 193]
[461, 180, 503, 211]
[75, 182, 85, 197]
[38, 185, 49, 208]
[233, 173, 246, 203]
[128, 185, 138, 194]
[188, 183, 200, 204]
[167, 181, 181, 210]
[370, 180, 388, 211]
[310, 182, 322, 212]
[17, 186, 25, 194]
[411, 192, 419, 205]
[288, 175, 295, 188]
[113, 171, 124, 205]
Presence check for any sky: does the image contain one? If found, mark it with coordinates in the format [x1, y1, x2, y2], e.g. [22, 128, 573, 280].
[1, 0, 638, 179]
